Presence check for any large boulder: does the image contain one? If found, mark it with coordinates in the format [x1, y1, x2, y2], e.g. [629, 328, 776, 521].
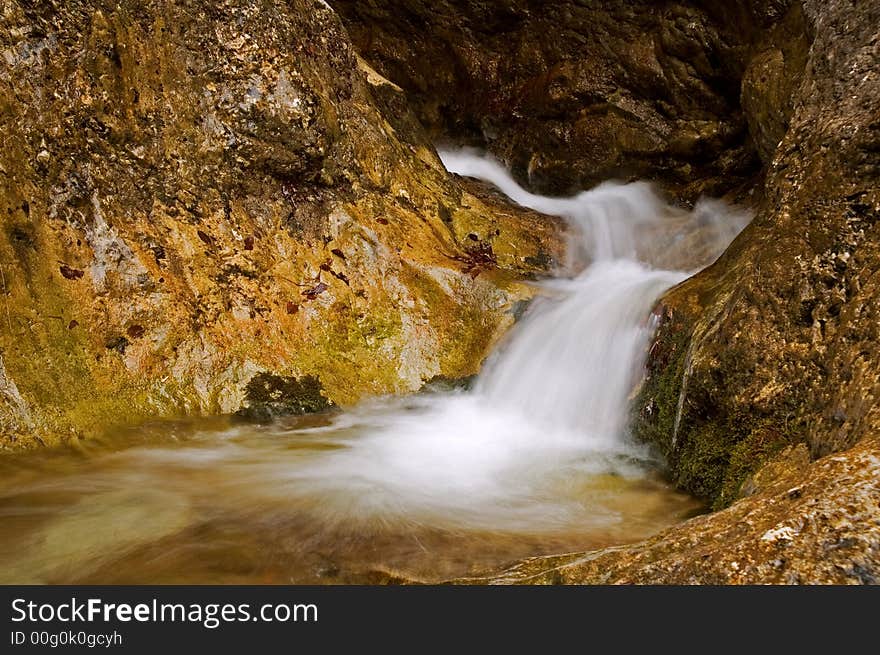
[0, 0, 563, 448]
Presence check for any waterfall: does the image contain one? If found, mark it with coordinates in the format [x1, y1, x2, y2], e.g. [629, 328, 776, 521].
[255, 149, 751, 531]
[441, 147, 751, 447]
[475, 260, 685, 448]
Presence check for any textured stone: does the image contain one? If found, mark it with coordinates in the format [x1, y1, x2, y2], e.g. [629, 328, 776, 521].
[332, 0, 801, 200]
[0, 0, 564, 449]
[632, 0, 880, 507]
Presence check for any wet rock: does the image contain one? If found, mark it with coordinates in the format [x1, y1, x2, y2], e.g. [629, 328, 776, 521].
[235, 373, 333, 422]
[105, 336, 129, 354]
[331, 0, 785, 201]
[631, 0, 880, 507]
[418, 374, 476, 393]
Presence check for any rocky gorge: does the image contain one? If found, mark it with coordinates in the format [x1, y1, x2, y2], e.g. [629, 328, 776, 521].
[1, 0, 878, 584]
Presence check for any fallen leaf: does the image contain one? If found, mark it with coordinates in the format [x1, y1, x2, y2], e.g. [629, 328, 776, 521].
[59, 264, 84, 280]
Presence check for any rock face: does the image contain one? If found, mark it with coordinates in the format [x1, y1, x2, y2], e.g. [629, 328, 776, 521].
[633, 0, 880, 508]
[332, 0, 810, 200]
[0, 0, 563, 448]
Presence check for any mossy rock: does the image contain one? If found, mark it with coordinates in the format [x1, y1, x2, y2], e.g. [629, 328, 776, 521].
[418, 374, 476, 393]
[234, 374, 333, 422]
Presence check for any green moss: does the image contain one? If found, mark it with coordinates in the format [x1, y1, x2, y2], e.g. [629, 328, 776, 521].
[324, 299, 403, 386]
[523, 251, 554, 272]
[631, 319, 691, 462]
[419, 374, 476, 393]
[673, 424, 737, 504]
[631, 310, 739, 507]
[0, 221, 201, 448]
[632, 308, 803, 509]
[716, 425, 790, 508]
[402, 262, 498, 377]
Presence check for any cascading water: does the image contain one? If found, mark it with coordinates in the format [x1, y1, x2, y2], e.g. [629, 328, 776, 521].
[446, 148, 751, 448]
[476, 262, 686, 447]
[0, 149, 751, 583]
[271, 150, 750, 531]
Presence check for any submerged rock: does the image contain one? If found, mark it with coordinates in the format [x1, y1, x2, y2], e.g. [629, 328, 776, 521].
[0, 0, 564, 448]
[1, 489, 192, 584]
[235, 373, 333, 422]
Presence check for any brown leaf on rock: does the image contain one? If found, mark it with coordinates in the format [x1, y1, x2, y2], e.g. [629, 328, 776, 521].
[59, 264, 84, 280]
[126, 324, 146, 339]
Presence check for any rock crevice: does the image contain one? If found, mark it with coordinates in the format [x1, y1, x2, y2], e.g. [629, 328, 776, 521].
[332, 0, 814, 200]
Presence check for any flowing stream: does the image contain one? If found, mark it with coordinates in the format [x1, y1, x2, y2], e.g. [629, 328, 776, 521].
[0, 150, 750, 583]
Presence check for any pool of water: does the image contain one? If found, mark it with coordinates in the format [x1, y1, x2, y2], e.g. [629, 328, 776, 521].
[0, 397, 701, 584]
